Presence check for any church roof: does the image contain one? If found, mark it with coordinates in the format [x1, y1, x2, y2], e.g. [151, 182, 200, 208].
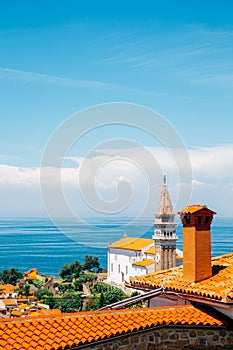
[132, 259, 155, 267]
[0, 305, 223, 350]
[130, 252, 233, 302]
[145, 246, 156, 255]
[108, 237, 154, 251]
[156, 184, 174, 215]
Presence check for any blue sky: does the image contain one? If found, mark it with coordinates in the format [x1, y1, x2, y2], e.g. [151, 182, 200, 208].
[0, 1, 233, 217]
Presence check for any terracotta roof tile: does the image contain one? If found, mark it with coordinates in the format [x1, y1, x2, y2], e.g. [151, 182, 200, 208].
[178, 204, 210, 214]
[108, 237, 154, 251]
[130, 252, 233, 302]
[0, 284, 15, 293]
[0, 305, 224, 350]
[145, 246, 156, 255]
[133, 259, 155, 267]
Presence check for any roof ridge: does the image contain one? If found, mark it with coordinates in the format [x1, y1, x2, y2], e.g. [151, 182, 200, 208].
[0, 304, 214, 324]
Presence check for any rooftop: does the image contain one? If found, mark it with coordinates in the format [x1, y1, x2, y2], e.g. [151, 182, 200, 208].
[145, 246, 155, 255]
[108, 237, 154, 251]
[0, 284, 15, 292]
[1, 299, 18, 306]
[0, 305, 224, 350]
[178, 204, 216, 214]
[132, 259, 155, 267]
[130, 252, 233, 302]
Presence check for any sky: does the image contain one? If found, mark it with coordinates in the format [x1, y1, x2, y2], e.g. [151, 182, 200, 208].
[0, 0, 233, 219]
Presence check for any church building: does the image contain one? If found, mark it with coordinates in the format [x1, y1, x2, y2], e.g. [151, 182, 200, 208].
[107, 176, 179, 285]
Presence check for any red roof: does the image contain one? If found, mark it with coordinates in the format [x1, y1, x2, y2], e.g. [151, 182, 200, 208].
[0, 305, 223, 350]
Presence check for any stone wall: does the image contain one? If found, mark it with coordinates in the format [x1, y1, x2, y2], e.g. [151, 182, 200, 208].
[78, 326, 233, 349]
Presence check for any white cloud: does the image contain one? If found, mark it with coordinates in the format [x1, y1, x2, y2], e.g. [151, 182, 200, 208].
[0, 67, 116, 90]
[0, 143, 233, 217]
[189, 144, 233, 180]
[0, 164, 40, 187]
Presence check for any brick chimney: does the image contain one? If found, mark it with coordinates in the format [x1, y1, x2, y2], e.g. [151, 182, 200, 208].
[179, 205, 216, 283]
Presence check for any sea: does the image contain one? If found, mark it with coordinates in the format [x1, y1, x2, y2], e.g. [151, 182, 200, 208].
[0, 217, 232, 277]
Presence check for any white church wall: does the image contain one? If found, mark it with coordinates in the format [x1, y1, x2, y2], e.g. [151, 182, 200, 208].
[147, 263, 155, 273]
[107, 242, 155, 285]
[108, 248, 140, 284]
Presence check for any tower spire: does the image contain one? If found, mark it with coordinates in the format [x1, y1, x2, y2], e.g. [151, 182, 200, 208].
[153, 176, 177, 272]
[156, 175, 173, 216]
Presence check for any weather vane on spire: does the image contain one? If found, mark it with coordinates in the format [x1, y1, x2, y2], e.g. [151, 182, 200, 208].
[163, 174, 167, 186]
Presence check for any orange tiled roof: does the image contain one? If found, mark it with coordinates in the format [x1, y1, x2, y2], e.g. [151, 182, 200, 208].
[108, 237, 154, 251]
[130, 252, 233, 302]
[133, 259, 155, 267]
[0, 284, 15, 292]
[145, 246, 156, 255]
[24, 268, 38, 280]
[10, 310, 23, 317]
[1, 299, 17, 306]
[178, 204, 216, 214]
[18, 304, 30, 310]
[0, 305, 223, 350]
[0, 284, 16, 297]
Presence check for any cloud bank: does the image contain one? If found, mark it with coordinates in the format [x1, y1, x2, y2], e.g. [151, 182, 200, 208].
[0, 144, 232, 217]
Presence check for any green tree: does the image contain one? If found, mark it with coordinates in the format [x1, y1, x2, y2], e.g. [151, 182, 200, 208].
[59, 260, 83, 281]
[74, 279, 83, 292]
[84, 286, 126, 310]
[89, 282, 109, 294]
[131, 291, 141, 297]
[79, 272, 97, 283]
[83, 295, 99, 311]
[70, 260, 83, 279]
[54, 293, 82, 313]
[59, 263, 72, 281]
[103, 288, 126, 305]
[57, 283, 73, 293]
[83, 255, 100, 272]
[23, 284, 30, 297]
[43, 294, 56, 309]
[98, 292, 105, 309]
[34, 288, 54, 304]
[0, 268, 23, 285]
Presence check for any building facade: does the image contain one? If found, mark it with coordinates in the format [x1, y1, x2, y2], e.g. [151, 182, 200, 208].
[107, 237, 155, 285]
[107, 177, 179, 285]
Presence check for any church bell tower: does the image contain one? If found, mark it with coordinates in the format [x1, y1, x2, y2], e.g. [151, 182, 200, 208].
[153, 176, 178, 271]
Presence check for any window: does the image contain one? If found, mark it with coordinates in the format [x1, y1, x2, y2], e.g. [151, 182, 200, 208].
[118, 264, 120, 273]
[198, 216, 202, 225]
[126, 266, 128, 275]
[205, 216, 210, 224]
[111, 263, 113, 272]
[185, 215, 190, 224]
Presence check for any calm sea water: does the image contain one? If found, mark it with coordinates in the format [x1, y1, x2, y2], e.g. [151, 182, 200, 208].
[0, 217, 232, 276]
